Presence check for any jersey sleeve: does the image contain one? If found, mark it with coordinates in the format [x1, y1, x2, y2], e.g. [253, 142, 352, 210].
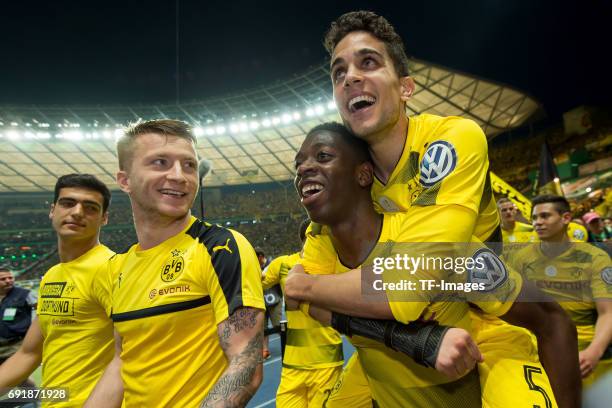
[201, 228, 266, 325]
[262, 256, 282, 289]
[591, 250, 612, 300]
[90, 259, 115, 317]
[416, 118, 489, 215]
[301, 223, 338, 276]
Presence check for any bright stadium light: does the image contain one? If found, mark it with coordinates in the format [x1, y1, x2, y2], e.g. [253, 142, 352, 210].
[239, 122, 248, 132]
[272, 117, 281, 125]
[229, 123, 240, 134]
[7, 130, 20, 140]
[113, 129, 123, 140]
[292, 112, 301, 120]
[193, 127, 205, 137]
[37, 132, 51, 140]
[315, 105, 325, 115]
[327, 101, 336, 110]
[249, 121, 259, 130]
[103, 130, 112, 139]
[305, 108, 315, 117]
[215, 125, 226, 135]
[261, 119, 271, 127]
[282, 113, 292, 124]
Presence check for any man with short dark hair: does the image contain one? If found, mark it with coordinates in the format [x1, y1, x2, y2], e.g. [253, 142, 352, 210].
[0, 267, 36, 364]
[0, 173, 115, 407]
[497, 197, 536, 243]
[511, 195, 612, 389]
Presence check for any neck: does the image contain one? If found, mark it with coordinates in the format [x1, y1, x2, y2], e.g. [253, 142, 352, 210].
[58, 236, 99, 263]
[132, 208, 192, 250]
[368, 115, 409, 184]
[501, 219, 516, 231]
[540, 231, 570, 257]
[328, 196, 383, 268]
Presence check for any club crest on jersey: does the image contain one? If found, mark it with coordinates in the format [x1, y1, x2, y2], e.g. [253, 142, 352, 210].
[161, 249, 185, 282]
[419, 141, 457, 187]
[602, 267, 612, 285]
[545, 265, 557, 277]
[572, 228, 585, 241]
[467, 248, 508, 292]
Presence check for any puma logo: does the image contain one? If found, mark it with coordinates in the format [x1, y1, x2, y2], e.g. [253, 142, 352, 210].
[213, 238, 233, 254]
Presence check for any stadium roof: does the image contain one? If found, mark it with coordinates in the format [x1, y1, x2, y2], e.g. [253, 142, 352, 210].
[0, 59, 541, 192]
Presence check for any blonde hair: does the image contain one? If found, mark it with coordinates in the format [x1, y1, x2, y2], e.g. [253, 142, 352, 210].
[117, 119, 196, 170]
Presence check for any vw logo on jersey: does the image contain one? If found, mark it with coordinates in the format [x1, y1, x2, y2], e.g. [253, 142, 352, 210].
[419, 141, 457, 187]
[602, 267, 612, 285]
[467, 248, 508, 292]
[545, 265, 557, 277]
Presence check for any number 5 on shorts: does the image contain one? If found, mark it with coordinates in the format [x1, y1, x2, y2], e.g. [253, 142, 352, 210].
[523, 365, 553, 408]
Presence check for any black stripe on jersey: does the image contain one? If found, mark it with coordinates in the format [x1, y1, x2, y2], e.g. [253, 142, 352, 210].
[187, 219, 245, 316]
[110, 295, 211, 322]
[479, 170, 493, 214]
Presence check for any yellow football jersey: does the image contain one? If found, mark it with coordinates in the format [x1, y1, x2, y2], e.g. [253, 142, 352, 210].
[263, 253, 343, 370]
[510, 243, 612, 351]
[501, 221, 537, 243]
[37, 244, 115, 408]
[370, 113, 500, 243]
[105, 217, 265, 408]
[302, 213, 523, 406]
[567, 222, 588, 242]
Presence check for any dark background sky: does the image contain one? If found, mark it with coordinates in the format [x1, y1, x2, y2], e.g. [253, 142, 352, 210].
[1, 0, 610, 120]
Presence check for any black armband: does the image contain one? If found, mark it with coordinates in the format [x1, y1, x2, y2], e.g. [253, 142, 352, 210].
[331, 312, 450, 368]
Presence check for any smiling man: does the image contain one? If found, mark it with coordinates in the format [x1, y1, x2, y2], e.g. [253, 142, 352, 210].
[86, 119, 265, 408]
[0, 174, 115, 407]
[286, 10, 580, 408]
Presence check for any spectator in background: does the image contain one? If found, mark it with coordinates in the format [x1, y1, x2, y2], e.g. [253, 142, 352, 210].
[0, 268, 36, 364]
[497, 197, 536, 243]
[584, 211, 611, 243]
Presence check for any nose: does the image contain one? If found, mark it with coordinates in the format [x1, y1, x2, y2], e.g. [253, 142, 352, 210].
[71, 202, 85, 218]
[343, 65, 363, 88]
[296, 157, 317, 179]
[167, 161, 187, 183]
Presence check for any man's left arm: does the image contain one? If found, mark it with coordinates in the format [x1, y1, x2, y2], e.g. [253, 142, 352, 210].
[579, 300, 612, 378]
[499, 282, 581, 408]
[200, 307, 264, 408]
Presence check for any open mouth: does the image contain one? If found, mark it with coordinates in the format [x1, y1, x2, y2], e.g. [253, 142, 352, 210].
[159, 189, 187, 198]
[348, 95, 376, 113]
[300, 182, 325, 206]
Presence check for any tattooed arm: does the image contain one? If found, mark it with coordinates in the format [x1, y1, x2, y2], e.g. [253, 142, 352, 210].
[201, 307, 265, 408]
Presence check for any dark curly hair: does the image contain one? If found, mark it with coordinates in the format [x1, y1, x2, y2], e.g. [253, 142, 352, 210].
[324, 11, 410, 77]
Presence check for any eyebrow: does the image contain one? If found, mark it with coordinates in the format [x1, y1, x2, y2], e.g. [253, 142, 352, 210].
[58, 197, 102, 208]
[330, 48, 385, 71]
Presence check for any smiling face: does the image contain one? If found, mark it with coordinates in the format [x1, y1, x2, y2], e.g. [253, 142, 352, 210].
[330, 31, 414, 142]
[116, 133, 199, 222]
[49, 187, 108, 241]
[294, 129, 372, 225]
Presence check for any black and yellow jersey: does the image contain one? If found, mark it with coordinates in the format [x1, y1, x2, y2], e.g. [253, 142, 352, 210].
[501, 221, 536, 243]
[302, 213, 523, 407]
[370, 113, 499, 243]
[99, 217, 265, 408]
[263, 252, 343, 370]
[37, 244, 115, 407]
[510, 242, 612, 351]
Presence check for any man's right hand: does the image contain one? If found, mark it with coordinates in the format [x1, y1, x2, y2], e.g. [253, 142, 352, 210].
[435, 328, 483, 379]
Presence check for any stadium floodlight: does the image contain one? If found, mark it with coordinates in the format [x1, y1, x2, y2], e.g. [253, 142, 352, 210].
[272, 117, 281, 125]
[229, 123, 240, 134]
[215, 126, 226, 135]
[239, 122, 249, 132]
[305, 108, 315, 117]
[205, 127, 215, 136]
[193, 127, 205, 137]
[37, 132, 51, 140]
[314, 105, 325, 115]
[282, 113, 292, 124]
[10, 122, 19, 127]
[261, 119, 271, 127]
[327, 101, 336, 110]
[113, 129, 123, 140]
[7, 130, 20, 140]
[292, 112, 301, 121]
[249, 121, 259, 130]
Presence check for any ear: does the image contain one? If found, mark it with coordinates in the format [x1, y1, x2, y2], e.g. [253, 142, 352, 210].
[561, 212, 572, 225]
[116, 170, 131, 194]
[102, 211, 109, 226]
[49, 203, 55, 220]
[356, 161, 374, 188]
[399, 76, 415, 103]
